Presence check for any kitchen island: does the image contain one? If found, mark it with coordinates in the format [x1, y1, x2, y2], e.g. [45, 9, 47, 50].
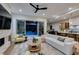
[48, 31, 79, 42]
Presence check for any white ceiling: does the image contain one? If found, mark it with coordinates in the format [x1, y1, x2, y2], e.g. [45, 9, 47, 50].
[4, 3, 79, 22]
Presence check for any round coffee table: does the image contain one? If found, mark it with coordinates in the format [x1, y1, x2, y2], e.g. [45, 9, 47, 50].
[27, 40, 41, 52]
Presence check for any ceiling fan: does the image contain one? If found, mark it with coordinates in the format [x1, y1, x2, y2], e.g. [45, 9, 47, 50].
[29, 3, 47, 13]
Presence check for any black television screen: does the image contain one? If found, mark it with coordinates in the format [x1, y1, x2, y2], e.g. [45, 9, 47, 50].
[0, 16, 11, 29]
[2, 17, 11, 29]
[0, 16, 3, 29]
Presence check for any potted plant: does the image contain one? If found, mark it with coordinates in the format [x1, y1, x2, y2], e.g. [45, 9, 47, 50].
[33, 37, 38, 43]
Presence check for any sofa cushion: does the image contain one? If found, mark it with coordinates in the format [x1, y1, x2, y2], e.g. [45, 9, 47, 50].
[64, 37, 74, 43]
[46, 37, 64, 46]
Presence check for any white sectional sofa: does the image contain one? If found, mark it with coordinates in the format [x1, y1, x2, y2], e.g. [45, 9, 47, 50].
[44, 34, 77, 55]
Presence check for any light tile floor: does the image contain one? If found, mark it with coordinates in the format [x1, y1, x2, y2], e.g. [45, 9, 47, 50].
[10, 42, 64, 55]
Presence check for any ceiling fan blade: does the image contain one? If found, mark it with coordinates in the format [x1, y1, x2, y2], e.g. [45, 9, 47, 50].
[29, 3, 37, 9]
[34, 9, 38, 13]
[37, 5, 39, 8]
[39, 7, 47, 10]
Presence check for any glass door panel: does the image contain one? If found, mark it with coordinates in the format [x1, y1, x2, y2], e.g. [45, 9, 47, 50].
[38, 22, 44, 36]
[26, 21, 37, 35]
[17, 20, 26, 35]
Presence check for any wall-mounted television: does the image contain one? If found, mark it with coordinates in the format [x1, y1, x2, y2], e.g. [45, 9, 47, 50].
[2, 17, 11, 29]
[0, 16, 11, 29]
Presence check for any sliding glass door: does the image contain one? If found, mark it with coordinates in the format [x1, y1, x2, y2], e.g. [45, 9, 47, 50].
[17, 20, 44, 36]
[17, 20, 26, 35]
[26, 21, 38, 35]
[38, 22, 44, 35]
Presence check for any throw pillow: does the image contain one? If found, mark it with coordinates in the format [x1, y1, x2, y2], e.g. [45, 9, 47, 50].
[57, 37, 65, 42]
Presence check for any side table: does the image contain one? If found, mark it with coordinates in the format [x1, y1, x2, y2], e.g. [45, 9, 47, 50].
[73, 44, 79, 55]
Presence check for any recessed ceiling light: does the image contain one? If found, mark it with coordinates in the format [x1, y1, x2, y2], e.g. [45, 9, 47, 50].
[56, 16, 60, 18]
[68, 7, 73, 11]
[43, 13, 45, 16]
[34, 13, 36, 15]
[69, 22, 72, 25]
[64, 17, 66, 19]
[53, 15, 60, 19]
[19, 9, 22, 12]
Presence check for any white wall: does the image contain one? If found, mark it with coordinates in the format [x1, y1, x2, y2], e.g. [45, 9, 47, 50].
[52, 21, 62, 31]
[69, 17, 79, 25]
[11, 14, 47, 38]
[0, 30, 11, 39]
[47, 24, 50, 31]
[52, 22, 61, 31]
